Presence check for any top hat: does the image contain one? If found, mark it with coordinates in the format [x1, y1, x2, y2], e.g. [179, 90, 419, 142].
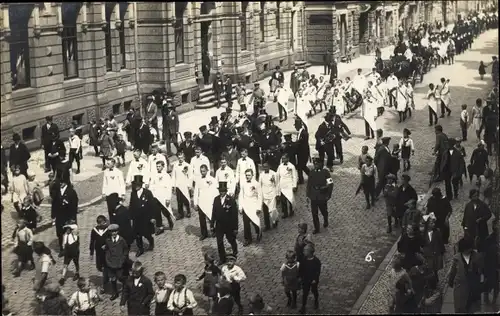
[217, 182, 228, 191]
[132, 175, 144, 184]
[284, 134, 293, 140]
[199, 125, 208, 132]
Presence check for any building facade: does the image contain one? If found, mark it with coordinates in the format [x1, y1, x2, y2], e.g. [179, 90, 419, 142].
[0, 2, 306, 148]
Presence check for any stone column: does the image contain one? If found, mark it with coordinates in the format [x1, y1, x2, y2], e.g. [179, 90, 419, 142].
[332, 6, 338, 60]
[253, 2, 261, 59]
[192, 2, 201, 75]
[352, 10, 359, 48]
[0, 4, 11, 124]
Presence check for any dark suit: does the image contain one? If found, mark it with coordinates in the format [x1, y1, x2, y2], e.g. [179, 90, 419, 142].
[46, 139, 65, 172]
[329, 61, 338, 84]
[41, 123, 60, 170]
[8, 142, 30, 176]
[290, 70, 301, 95]
[421, 228, 445, 275]
[224, 78, 233, 107]
[315, 122, 335, 168]
[306, 167, 333, 232]
[462, 199, 492, 245]
[51, 185, 79, 251]
[211, 194, 239, 262]
[178, 140, 195, 163]
[135, 124, 152, 155]
[295, 128, 310, 183]
[331, 115, 351, 163]
[323, 52, 332, 75]
[196, 133, 215, 161]
[395, 185, 418, 220]
[110, 205, 134, 247]
[120, 275, 155, 316]
[441, 148, 466, 198]
[213, 77, 224, 108]
[222, 149, 240, 170]
[162, 109, 180, 155]
[129, 188, 156, 251]
[432, 132, 449, 181]
[374, 145, 392, 196]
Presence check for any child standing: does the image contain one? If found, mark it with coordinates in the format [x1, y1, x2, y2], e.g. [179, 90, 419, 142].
[153, 271, 174, 316]
[295, 223, 314, 264]
[32, 241, 57, 292]
[221, 254, 247, 314]
[478, 61, 486, 80]
[59, 221, 80, 285]
[280, 250, 300, 309]
[114, 134, 127, 167]
[197, 253, 221, 314]
[391, 144, 401, 178]
[358, 146, 369, 170]
[19, 196, 39, 230]
[68, 277, 101, 315]
[68, 128, 82, 174]
[11, 219, 34, 276]
[360, 156, 378, 210]
[460, 104, 469, 141]
[383, 174, 398, 233]
[167, 274, 198, 316]
[399, 128, 415, 172]
[298, 244, 322, 314]
[10, 165, 29, 216]
[236, 82, 248, 112]
[89, 215, 109, 280]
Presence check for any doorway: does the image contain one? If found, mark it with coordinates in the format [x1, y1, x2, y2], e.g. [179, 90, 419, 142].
[201, 21, 213, 85]
[339, 14, 347, 55]
[358, 12, 369, 54]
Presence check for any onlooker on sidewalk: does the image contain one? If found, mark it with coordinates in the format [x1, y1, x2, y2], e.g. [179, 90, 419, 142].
[9, 133, 31, 178]
[41, 116, 60, 173]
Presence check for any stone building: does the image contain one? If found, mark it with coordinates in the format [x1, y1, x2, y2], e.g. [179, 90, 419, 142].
[0, 2, 306, 148]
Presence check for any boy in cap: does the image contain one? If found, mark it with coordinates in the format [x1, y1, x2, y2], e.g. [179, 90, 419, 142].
[178, 131, 195, 163]
[103, 223, 129, 301]
[221, 254, 247, 314]
[129, 175, 156, 257]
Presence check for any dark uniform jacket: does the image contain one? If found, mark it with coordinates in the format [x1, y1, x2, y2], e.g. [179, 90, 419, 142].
[51, 185, 78, 228]
[211, 195, 239, 233]
[306, 168, 333, 201]
[314, 121, 332, 150]
[120, 275, 155, 316]
[8, 142, 30, 172]
[162, 109, 179, 136]
[104, 236, 129, 269]
[129, 188, 155, 236]
[41, 123, 59, 147]
[461, 199, 492, 242]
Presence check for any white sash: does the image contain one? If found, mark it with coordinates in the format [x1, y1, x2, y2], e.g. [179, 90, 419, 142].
[150, 175, 175, 218]
[363, 99, 377, 131]
[197, 179, 218, 220]
[240, 182, 261, 228]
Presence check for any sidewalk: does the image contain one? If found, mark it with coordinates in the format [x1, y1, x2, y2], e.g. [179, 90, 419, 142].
[16, 44, 395, 206]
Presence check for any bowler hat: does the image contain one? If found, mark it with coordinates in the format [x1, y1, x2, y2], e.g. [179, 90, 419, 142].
[132, 175, 144, 184]
[210, 116, 219, 124]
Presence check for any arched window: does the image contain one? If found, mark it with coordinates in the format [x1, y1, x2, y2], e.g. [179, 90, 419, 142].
[241, 1, 248, 50]
[104, 3, 114, 71]
[119, 3, 127, 69]
[276, 1, 281, 39]
[174, 3, 186, 64]
[9, 4, 32, 90]
[62, 3, 80, 79]
[260, 2, 266, 42]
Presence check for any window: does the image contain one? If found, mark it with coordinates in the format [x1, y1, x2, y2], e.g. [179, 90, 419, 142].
[279, 59, 284, 67]
[240, 2, 248, 51]
[112, 103, 121, 114]
[245, 75, 251, 84]
[260, 2, 266, 42]
[181, 93, 189, 104]
[72, 113, 84, 126]
[276, 1, 281, 39]
[119, 3, 127, 69]
[9, 4, 32, 90]
[174, 3, 185, 64]
[124, 100, 132, 112]
[62, 3, 80, 79]
[22, 126, 36, 141]
[104, 3, 114, 71]
[263, 63, 269, 72]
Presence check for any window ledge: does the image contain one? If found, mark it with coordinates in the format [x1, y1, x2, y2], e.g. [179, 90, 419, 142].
[105, 72, 119, 79]
[12, 87, 36, 99]
[63, 78, 84, 89]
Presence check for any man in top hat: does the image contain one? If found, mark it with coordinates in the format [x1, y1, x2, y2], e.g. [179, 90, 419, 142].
[178, 131, 195, 163]
[211, 182, 239, 262]
[41, 116, 60, 173]
[374, 136, 392, 197]
[129, 175, 156, 257]
[249, 82, 265, 114]
[208, 116, 223, 171]
[224, 75, 233, 108]
[9, 133, 31, 177]
[193, 164, 218, 240]
[161, 99, 179, 157]
[314, 113, 336, 171]
[329, 107, 351, 164]
[51, 177, 79, 256]
[306, 156, 333, 234]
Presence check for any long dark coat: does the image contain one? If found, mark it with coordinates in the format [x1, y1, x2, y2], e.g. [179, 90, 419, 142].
[447, 251, 483, 313]
[469, 148, 489, 177]
[395, 185, 418, 219]
[110, 204, 134, 245]
[120, 275, 155, 316]
[129, 188, 156, 236]
[8, 142, 31, 173]
[421, 228, 445, 272]
[374, 145, 392, 181]
[461, 199, 492, 243]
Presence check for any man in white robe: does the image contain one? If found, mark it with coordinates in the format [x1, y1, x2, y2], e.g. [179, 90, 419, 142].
[331, 88, 346, 116]
[295, 89, 310, 129]
[190, 146, 211, 186]
[126, 149, 150, 187]
[259, 162, 279, 230]
[386, 73, 399, 108]
[276, 154, 298, 219]
[426, 84, 439, 126]
[275, 82, 291, 122]
[362, 90, 378, 140]
[395, 80, 408, 122]
[193, 164, 218, 240]
[439, 77, 452, 117]
[172, 152, 193, 218]
[352, 68, 367, 96]
[374, 78, 388, 115]
[215, 156, 236, 196]
[149, 160, 175, 233]
[238, 169, 262, 246]
[102, 158, 126, 218]
[366, 68, 381, 85]
[147, 144, 168, 176]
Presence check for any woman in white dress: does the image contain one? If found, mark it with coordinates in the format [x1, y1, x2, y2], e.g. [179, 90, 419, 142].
[426, 83, 439, 126]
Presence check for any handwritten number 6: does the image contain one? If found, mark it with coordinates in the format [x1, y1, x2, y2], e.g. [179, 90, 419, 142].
[365, 251, 375, 262]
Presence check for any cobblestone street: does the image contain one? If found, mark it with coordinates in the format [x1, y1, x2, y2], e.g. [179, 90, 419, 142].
[1, 29, 498, 315]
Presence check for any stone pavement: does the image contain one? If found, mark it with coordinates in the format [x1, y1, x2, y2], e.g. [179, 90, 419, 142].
[351, 29, 499, 314]
[1, 44, 413, 316]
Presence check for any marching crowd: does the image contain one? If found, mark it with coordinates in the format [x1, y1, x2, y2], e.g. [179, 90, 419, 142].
[1, 9, 499, 316]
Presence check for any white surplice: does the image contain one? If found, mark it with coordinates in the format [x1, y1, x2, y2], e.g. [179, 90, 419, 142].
[149, 171, 175, 217]
[440, 82, 451, 107]
[215, 166, 236, 196]
[352, 74, 367, 94]
[147, 153, 168, 175]
[295, 96, 310, 129]
[426, 88, 439, 114]
[362, 96, 378, 131]
[259, 170, 279, 224]
[332, 92, 346, 116]
[172, 161, 192, 201]
[235, 157, 256, 185]
[193, 175, 218, 220]
[276, 163, 298, 205]
[276, 87, 291, 108]
[238, 179, 262, 228]
[190, 154, 211, 181]
[126, 158, 150, 185]
[395, 85, 408, 112]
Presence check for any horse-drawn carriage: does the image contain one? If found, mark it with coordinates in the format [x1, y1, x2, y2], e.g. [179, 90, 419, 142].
[375, 55, 423, 86]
